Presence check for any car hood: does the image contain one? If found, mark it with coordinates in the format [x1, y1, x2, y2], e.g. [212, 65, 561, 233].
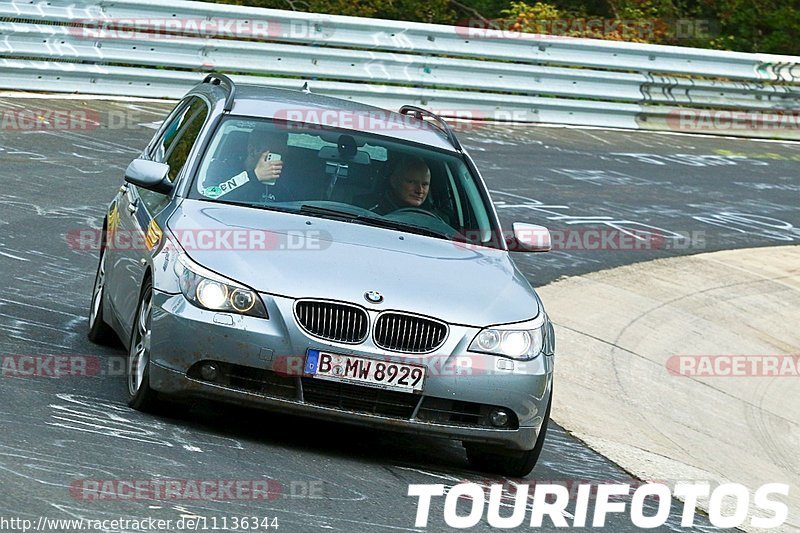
[167, 200, 540, 326]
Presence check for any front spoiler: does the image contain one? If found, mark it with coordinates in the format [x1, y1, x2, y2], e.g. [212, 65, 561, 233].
[149, 361, 543, 451]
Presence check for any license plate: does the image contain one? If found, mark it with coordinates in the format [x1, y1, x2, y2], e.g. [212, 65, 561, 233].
[304, 350, 425, 393]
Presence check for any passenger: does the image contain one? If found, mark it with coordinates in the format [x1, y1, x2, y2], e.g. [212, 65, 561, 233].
[367, 155, 432, 215]
[201, 130, 286, 202]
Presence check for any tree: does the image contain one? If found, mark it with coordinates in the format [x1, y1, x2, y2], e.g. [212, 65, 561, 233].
[205, 0, 800, 54]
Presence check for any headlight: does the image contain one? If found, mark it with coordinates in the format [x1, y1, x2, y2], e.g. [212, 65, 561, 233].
[174, 254, 267, 318]
[469, 316, 546, 360]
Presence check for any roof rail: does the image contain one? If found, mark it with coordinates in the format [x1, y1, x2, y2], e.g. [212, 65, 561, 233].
[399, 105, 462, 152]
[203, 74, 236, 112]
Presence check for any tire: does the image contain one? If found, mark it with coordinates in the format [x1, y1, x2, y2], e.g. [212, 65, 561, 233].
[127, 278, 159, 412]
[87, 244, 117, 345]
[465, 388, 552, 478]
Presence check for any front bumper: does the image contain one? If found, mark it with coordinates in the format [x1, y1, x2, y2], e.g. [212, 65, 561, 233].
[150, 290, 553, 451]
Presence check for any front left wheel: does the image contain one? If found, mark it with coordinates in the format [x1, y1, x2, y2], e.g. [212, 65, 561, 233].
[127, 278, 159, 412]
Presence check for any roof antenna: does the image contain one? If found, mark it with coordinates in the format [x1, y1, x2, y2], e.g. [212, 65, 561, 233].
[301, 82, 311, 93]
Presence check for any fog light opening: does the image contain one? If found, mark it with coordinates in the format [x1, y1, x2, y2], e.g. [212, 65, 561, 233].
[489, 409, 510, 428]
[200, 362, 219, 382]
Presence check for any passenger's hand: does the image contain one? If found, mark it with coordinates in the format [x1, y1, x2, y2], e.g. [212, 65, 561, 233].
[254, 151, 283, 184]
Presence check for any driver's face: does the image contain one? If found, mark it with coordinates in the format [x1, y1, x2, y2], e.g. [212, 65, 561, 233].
[391, 168, 431, 207]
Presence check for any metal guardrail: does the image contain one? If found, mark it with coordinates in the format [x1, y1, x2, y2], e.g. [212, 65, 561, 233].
[1, 0, 800, 138]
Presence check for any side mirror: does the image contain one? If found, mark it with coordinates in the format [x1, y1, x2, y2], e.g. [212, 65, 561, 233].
[124, 159, 173, 195]
[508, 223, 551, 252]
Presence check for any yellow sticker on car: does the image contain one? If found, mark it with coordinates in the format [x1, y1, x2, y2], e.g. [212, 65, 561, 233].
[145, 219, 163, 251]
[108, 205, 119, 236]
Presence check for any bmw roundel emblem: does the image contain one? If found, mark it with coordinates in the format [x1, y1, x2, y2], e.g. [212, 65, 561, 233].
[364, 291, 384, 304]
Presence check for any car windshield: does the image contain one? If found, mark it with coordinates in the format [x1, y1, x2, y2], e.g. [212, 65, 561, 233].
[189, 117, 501, 248]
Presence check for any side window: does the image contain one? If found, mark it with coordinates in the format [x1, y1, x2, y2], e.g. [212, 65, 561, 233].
[445, 164, 465, 228]
[139, 97, 208, 214]
[150, 100, 192, 162]
[456, 164, 492, 241]
[164, 98, 208, 182]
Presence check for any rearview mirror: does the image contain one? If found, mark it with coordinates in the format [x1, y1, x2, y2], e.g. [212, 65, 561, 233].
[509, 223, 551, 252]
[124, 159, 173, 195]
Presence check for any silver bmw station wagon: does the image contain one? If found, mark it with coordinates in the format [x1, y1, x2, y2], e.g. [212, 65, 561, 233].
[88, 75, 555, 477]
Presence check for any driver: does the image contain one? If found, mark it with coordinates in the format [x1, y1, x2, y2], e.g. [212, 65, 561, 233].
[368, 155, 432, 215]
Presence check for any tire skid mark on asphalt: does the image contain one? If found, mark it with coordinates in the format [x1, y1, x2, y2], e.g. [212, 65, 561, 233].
[0, 445, 120, 489]
[747, 384, 796, 476]
[605, 277, 799, 427]
[582, 275, 797, 527]
[34, 130, 144, 155]
[49, 439, 188, 469]
[189, 453, 370, 503]
[70, 151, 96, 160]
[0, 148, 47, 161]
[0, 297, 83, 319]
[17, 248, 91, 264]
[0, 312, 81, 336]
[491, 189, 691, 241]
[47, 394, 246, 451]
[8, 260, 94, 306]
[0, 197, 104, 227]
[0, 250, 29, 261]
[5, 334, 75, 352]
[46, 163, 105, 175]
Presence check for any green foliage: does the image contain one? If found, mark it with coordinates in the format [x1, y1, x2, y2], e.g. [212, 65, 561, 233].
[211, 0, 455, 23]
[708, 0, 800, 54]
[206, 0, 799, 54]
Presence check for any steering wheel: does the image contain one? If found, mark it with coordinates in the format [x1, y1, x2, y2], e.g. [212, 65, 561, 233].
[390, 207, 443, 221]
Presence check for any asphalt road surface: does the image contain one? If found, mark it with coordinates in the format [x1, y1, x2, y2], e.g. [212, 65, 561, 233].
[0, 96, 798, 532]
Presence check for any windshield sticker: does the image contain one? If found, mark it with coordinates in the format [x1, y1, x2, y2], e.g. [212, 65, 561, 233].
[202, 171, 250, 199]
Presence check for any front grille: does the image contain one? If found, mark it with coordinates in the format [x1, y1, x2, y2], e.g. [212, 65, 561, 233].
[295, 300, 369, 344]
[373, 312, 448, 353]
[301, 378, 419, 419]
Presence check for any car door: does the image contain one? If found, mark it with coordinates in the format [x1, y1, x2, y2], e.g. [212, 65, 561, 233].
[105, 97, 193, 329]
[110, 96, 210, 342]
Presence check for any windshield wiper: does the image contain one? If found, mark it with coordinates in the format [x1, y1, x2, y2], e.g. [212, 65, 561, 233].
[299, 204, 450, 239]
[299, 204, 363, 220]
[203, 198, 296, 214]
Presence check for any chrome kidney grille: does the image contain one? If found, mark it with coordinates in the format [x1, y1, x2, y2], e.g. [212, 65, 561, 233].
[374, 312, 448, 353]
[294, 300, 369, 344]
